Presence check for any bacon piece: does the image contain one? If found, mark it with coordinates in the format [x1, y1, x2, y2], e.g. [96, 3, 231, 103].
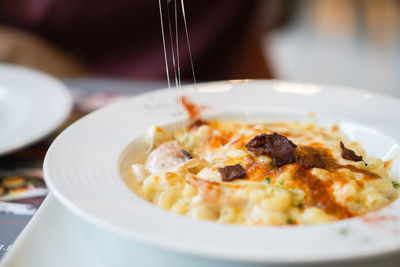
[217, 164, 246, 182]
[340, 141, 363, 162]
[245, 133, 297, 167]
[245, 133, 268, 155]
[296, 146, 324, 169]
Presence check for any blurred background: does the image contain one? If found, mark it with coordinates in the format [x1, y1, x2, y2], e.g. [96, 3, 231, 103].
[1, 0, 400, 260]
[265, 0, 400, 96]
[0, 0, 399, 95]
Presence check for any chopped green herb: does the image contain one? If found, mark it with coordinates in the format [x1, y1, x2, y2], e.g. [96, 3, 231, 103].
[269, 161, 275, 167]
[279, 179, 285, 185]
[286, 218, 294, 224]
[392, 181, 400, 188]
[270, 161, 279, 170]
[265, 177, 271, 184]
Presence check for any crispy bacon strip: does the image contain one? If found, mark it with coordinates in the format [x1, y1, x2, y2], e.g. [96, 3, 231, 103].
[340, 141, 363, 162]
[245, 133, 296, 167]
[218, 164, 246, 182]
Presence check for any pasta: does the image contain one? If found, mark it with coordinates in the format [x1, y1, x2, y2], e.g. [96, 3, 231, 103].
[129, 120, 399, 226]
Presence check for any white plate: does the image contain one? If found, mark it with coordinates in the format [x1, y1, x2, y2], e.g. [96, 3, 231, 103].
[0, 64, 72, 156]
[44, 80, 400, 264]
[2, 194, 399, 267]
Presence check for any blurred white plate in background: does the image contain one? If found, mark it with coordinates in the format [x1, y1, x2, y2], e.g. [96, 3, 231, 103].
[0, 64, 72, 156]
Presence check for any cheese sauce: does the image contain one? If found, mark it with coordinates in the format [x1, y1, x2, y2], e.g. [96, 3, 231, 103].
[130, 120, 399, 225]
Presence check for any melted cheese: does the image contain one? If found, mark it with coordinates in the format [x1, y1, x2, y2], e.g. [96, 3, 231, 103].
[130, 120, 399, 226]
